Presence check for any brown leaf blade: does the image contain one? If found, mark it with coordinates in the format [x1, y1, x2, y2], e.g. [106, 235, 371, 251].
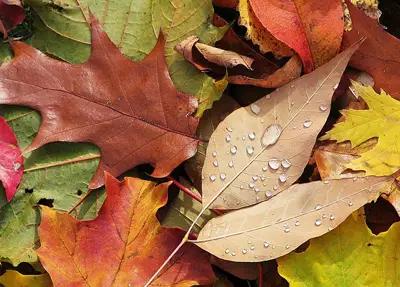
[0, 17, 199, 188]
[201, 42, 361, 210]
[194, 176, 395, 262]
[37, 174, 215, 286]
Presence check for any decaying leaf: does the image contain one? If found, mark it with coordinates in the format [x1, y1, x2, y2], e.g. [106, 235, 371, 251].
[0, 116, 23, 201]
[0, 270, 52, 287]
[38, 174, 215, 286]
[343, 0, 400, 99]
[194, 176, 396, 262]
[321, 82, 400, 176]
[0, 17, 199, 189]
[244, 0, 344, 72]
[278, 211, 400, 286]
[201, 43, 360, 210]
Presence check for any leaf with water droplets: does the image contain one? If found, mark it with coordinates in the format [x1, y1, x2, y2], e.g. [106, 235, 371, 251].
[194, 176, 396, 262]
[201, 43, 361, 210]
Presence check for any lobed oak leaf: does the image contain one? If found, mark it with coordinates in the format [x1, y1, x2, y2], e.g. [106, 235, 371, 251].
[0, 116, 23, 201]
[38, 174, 215, 287]
[0, 17, 199, 189]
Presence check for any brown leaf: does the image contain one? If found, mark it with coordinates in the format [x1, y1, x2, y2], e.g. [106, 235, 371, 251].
[343, 0, 400, 99]
[0, 16, 199, 189]
[213, 0, 238, 8]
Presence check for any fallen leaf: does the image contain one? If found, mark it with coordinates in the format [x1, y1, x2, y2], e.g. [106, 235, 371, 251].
[0, 17, 199, 189]
[228, 55, 302, 88]
[0, 116, 23, 201]
[0, 270, 52, 287]
[213, 0, 238, 8]
[244, 0, 344, 72]
[194, 176, 396, 262]
[26, 0, 227, 115]
[343, 0, 400, 99]
[238, 0, 293, 58]
[320, 82, 400, 176]
[0, 0, 24, 36]
[201, 43, 359, 210]
[38, 174, 215, 286]
[278, 211, 400, 286]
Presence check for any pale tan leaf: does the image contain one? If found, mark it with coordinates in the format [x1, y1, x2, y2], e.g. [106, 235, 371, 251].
[201, 43, 361, 210]
[194, 176, 395, 262]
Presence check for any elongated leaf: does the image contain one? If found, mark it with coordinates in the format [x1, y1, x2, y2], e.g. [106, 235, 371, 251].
[195, 176, 395, 262]
[201, 43, 360, 210]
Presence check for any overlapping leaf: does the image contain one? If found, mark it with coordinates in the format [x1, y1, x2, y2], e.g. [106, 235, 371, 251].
[0, 17, 199, 189]
[38, 174, 215, 286]
[0, 270, 51, 287]
[201, 43, 359, 210]
[278, 212, 400, 286]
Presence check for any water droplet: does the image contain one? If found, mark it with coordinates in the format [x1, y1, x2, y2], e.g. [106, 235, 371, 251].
[240, 185, 244, 189]
[285, 245, 290, 249]
[212, 151, 217, 157]
[284, 228, 290, 233]
[242, 249, 248, 254]
[268, 159, 281, 170]
[248, 132, 256, 140]
[252, 176, 258, 181]
[303, 120, 312, 128]
[295, 220, 300, 226]
[255, 188, 260, 192]
[13, 162, 21, 171]
[225, 134, 231, 143]
[281, 159, 291, 169]
[353, 177, 358, 181]
[209, 175, 216, 182]
[265, 190, 273, 198]
[262, 124, 283, 147]
[279, 174, 288, 183]
[228, 161, 234, 168]
[230, 146, 237, 155]
[348, 201, 353, 206]
[319, 104, 328, 112]
[242, 136, 246, 141]
[231, 252, 236, 256]
[328, 226, 334, 231]
[264, 242, 270, 248]
[246, 146, 254, 156]
[250, 103, 261, 114]
[315, 204, 322, 210]
[249, 182, 255, 189]
[273, 185, 278, 190]
[220, 173, 226, 180]
[250, 246, 255, 250]
[330, 214, 335, 220]
[260, 176, 266, 181]
[315, 219, 322, 226]
[225, 248, 230, 254]
[213, 160, 218, 167]
[262, 166, 268, 172]
[226, 127, 233, 132]
[333, 84, 339, 91]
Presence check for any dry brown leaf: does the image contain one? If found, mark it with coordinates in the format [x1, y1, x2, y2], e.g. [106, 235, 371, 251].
[201, 42, 361, 210]
[194, 176, 396, 262]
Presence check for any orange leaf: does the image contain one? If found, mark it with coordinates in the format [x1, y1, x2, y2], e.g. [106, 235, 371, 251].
[37, 174, 215, 287]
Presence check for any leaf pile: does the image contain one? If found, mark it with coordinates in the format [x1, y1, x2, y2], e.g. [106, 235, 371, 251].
[0, 0, 400, 286]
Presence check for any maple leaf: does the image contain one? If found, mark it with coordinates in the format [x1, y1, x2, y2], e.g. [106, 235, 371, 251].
[0, 116, 23, 201]
[321, 82, 400, 176]
[278, 212, 400, 286]
[343, 0, 400, 99]
[239, 0, 344, 72]
[37, 174, 215, 286]
[0, 17, 199, 189]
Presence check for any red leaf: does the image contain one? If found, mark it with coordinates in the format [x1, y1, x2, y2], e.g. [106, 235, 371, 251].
[0, 16, 199, 189]
[343, 0, 400, 99]
[0, 0, 25, 36]
[0, 116, 23, 201]
[248, 0, 344, 72]
[38, 174, 215, 286]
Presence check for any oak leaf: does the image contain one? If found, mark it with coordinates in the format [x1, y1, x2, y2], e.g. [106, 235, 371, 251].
[0, 17, 199, 189]
[242, 0, 344, 72]
[0, 116, 23, 201]
[38, 174, 215, 286]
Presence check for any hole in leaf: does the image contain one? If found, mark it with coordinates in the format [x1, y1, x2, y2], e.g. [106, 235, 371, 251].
[24, 188, 33, 194]
[37, 198, 54, 207]
[76, 190, 83, 196]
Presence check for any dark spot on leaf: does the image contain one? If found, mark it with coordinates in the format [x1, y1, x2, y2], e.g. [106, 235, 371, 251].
[77, 189, 83, 196]
[37, 198, 54, 207]
[24, 188, 33, 194]
[367, 243, 373, 247]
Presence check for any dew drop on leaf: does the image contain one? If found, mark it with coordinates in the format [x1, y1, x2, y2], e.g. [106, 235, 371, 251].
[281, 159, 292, 169]
[303, 120, 312, 128]
[319, 104, 328, 112]
[209, 175, 216, 182]
[213, 160, 218, 167]
[248, 132, 256, 140]
[220, 173, 226, 180]
[250, 103, 261, 114]
[261, 124, 282, 147]
[230, 146, 237, 154]
[279, 174, 288, 183]
[246, 146, 254, 155]
[268, 158, 281, 170]
[315, 219, 322, 226]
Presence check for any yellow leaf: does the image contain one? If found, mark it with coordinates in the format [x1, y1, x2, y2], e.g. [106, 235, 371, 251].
[321, 82, 400, 176]
[0, 270, 52, 287]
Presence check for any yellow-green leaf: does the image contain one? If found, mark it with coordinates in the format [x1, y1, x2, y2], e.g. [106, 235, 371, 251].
[0, 270, 52, 287]
[321, 82, 400, 176]
[278, 211, 400, 287]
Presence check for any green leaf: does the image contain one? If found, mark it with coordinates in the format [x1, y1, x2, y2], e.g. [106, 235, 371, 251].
[0, 106, 105, 266]
[278, 211, 400, 287]
[26, 0, 228, 115]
